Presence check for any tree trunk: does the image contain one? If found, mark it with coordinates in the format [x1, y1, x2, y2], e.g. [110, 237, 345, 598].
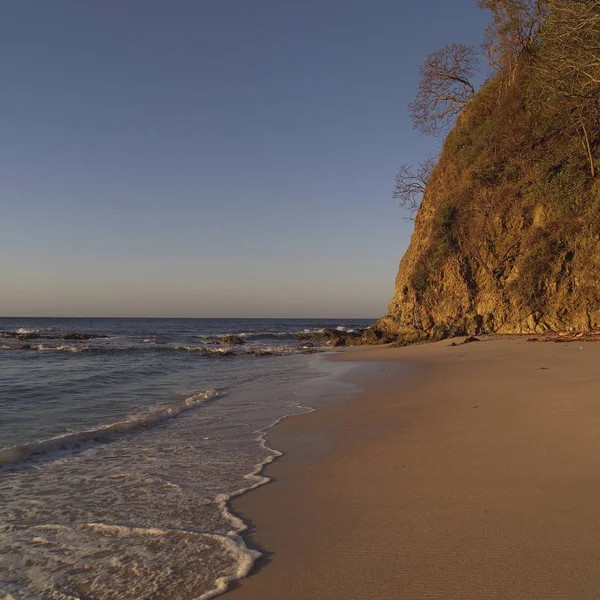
[581, 120, 596, 178]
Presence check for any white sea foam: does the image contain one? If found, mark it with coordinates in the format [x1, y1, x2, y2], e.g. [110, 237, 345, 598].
[198, 328, 333, 341]
[0, 389, 221, 467]
[201, 404, 316, 599]
[0, 396, 317, 600]
[198, 534, 260, 600]
[33, 344, 80, 353]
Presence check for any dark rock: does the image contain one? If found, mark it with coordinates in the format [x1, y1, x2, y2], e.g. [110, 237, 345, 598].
[202, 349, 235, 357]
[359, 328, 391, 345]
[62, 333, 108, 341]
[306, 328, 365, 347]
[218, 335, 246, 345]
[0, 331, 39, 340]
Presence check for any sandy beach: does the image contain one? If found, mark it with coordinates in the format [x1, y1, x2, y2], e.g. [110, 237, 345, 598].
[228, 337, 600, 599]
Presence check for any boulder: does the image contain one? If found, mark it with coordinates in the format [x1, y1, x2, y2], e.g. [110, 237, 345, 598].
[360, 328, 392, 345]
[307, 328, 364, 347]
[218, 335, 246, 345]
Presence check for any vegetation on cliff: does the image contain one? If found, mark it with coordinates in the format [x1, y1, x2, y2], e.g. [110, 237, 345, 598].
[374, 0, 600, 342]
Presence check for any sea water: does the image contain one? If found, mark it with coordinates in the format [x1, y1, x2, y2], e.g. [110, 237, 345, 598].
[0, 317, 370, 599]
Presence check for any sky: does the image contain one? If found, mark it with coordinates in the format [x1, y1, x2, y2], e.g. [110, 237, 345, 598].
[1, 1, 489, 318]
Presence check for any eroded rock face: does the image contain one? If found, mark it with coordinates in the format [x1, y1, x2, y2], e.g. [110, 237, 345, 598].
[370, 77, 600, 344]
[373, 199, 600, 343]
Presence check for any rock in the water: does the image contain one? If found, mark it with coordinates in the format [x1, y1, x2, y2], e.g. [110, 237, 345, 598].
[62, 333, 108, 340]
[0, 331, 40, 340]
[250, 350, 276, 357]
[218, 335, 246, 345]
[305, 328, 364, 347]
[202, 349, 235, 357]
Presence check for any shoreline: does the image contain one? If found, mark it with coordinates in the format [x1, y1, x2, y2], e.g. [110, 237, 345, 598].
[226, 337, 600, 599]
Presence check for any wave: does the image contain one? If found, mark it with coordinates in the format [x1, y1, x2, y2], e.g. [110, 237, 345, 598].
[16, 327, 44, 334]
[0, 389, 221, 467]
[33, 344, 81, 353]
[172, 346, 236, 357]
[196, 328, 334, 341]
[0, 344, 131, 354]
[0, 343, 324, 357]
[0, 330, 108, 341]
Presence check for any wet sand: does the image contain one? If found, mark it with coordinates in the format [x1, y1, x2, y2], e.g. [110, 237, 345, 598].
[228, 337, 600, 599]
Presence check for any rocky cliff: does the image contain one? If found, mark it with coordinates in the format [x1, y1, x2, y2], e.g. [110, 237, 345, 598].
[371, 74, 600, 343]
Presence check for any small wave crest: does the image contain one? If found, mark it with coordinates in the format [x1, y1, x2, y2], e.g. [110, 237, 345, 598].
[33, 344, 80, 353]
[172, 346, 235, 357]
[197, 328, 332, 341]
[0, 389, 221, 467]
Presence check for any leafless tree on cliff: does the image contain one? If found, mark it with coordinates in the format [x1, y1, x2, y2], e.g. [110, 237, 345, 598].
[478, 0, 549, 82]
[533, 0, 600, 176]
[409, 43, 478, 136]
[393, 155, 436, 220]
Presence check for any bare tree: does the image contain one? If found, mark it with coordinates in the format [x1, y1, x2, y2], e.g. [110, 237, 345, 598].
[393, 155, 436, 220]
[479, 0, 549, 81]
[409, 43, 478, 136]
[533, 0, 600, 175]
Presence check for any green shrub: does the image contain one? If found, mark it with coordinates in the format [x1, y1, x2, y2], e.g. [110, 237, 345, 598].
[512, 231, 564, 309]
[533, 147, 591, 213]
[409, 206, 459, 296]
[471, 163, 501, 186]
[410, 264, 429, 293]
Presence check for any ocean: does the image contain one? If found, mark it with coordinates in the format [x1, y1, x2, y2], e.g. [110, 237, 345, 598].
[0, 317, 371, 599]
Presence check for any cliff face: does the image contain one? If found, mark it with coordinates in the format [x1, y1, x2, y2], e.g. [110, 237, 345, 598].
[373, 76, 600, 342]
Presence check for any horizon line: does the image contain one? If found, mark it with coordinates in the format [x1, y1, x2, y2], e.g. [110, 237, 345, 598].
[0, 315, 378, 320]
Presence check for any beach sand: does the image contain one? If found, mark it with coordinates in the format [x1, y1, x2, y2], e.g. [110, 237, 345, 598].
[228, 337, 600, 599]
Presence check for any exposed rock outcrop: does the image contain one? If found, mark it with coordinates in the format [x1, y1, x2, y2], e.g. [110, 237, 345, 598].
[218, 335, 246, 345]
[299, 328, 364, 347]
[372, 75, 600, 343]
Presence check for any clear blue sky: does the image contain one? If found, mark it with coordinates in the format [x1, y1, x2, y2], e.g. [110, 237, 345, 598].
[1, 1, 489, 318]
